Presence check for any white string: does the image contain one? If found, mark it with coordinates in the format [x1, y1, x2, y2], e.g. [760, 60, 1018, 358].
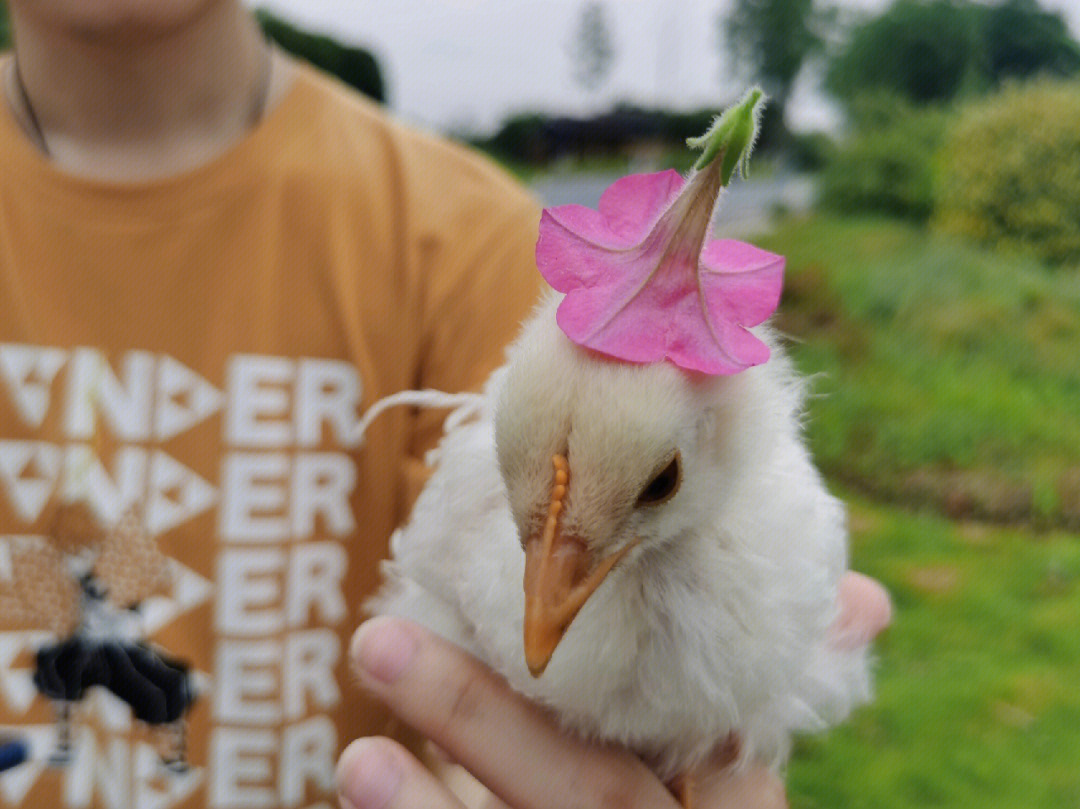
[353, 389, 485, 446]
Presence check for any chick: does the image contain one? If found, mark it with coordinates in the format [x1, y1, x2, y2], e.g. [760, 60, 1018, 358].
[369, 291, 873, 787]
[368, 89, 875, 800]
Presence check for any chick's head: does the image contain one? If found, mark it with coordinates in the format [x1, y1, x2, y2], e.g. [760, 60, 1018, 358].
[494, 296, 755, 674]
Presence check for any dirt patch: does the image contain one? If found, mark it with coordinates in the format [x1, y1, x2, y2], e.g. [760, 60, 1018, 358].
[955, 521, 996, 546]
[907, 564, 962, 594]
[992, 701, 1036, 730]
[775, 263, 867, 359]
[902, 468, 1033, 523]
[1055, 467, 1080, 529]
[847, 503, 884, 537]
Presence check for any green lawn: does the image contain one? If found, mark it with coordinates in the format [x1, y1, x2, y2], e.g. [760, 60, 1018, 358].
[763, 215, 1080, 807]
[788, 498, 1080, 809]
[757, 215, 1080, 527]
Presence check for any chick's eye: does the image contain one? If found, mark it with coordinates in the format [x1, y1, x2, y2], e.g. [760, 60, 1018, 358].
[636, 452, 681, 507]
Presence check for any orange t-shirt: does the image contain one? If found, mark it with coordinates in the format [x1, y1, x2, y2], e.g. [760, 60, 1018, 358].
[0, 56, 541, 809]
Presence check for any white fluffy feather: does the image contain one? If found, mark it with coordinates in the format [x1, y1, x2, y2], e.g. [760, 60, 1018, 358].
[369, 292, 872, 781]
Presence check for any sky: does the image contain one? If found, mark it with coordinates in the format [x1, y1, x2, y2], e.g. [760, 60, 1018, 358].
[247, 0, 1080, 136]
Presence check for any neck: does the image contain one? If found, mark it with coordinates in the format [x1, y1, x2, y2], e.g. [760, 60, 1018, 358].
[6, 2, 285, 181]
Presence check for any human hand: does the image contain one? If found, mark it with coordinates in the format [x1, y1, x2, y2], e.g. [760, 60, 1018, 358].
[335, 616, 785, 809]
[336, 572, 890, 809]
[831, 571, 893, 651]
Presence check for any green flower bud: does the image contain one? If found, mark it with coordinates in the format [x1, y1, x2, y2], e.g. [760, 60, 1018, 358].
[686, 87, 766, 184]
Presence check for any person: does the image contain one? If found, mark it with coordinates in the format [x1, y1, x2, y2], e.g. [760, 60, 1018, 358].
[0, 2, 890, 808]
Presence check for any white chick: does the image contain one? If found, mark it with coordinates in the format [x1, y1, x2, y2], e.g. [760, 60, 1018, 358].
[368, 291, 873, 790]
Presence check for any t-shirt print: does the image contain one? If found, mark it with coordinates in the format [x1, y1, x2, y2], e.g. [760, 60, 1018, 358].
[0, 343, 365, 809]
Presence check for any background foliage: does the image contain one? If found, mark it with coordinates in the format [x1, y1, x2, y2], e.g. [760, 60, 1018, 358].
[568, 2, 616, 93]
[722, 0, 824, 121]
[254, 9, 385, 102]
[762, 215, 1080, 526]
[826, 0, 1080, 105]
[817, 1, 1080, 256]
[0, 4, 385, 103]
[827, 0, 981, 104]
[934, 78, 1080, 263]
[818, 94, 946, 220]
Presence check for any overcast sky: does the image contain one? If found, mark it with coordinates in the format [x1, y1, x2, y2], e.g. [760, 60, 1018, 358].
[246, 0, 1080, 135]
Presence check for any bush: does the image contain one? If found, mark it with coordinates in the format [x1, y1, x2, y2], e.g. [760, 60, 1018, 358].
[476, 114, 552, 164]
[787, 131, 836, 172]
[934, 78, 1080, 264]
[818, 94, 947, 220]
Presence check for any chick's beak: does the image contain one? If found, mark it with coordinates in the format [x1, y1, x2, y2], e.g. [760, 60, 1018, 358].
[523, 455, 634, 677]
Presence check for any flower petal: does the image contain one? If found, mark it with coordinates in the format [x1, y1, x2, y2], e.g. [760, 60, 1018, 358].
[667, 312, 772, 374]
[542, 204, 622, 249]
[536, 164, 784, 376]
[537, 209, 636, 291]
[699, 239, 785, 326]
[596, 169, 685, 241]
[556, 281, 669, 364]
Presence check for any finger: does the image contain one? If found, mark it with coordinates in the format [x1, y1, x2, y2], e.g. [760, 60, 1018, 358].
[336, 737, 466, 809]
[695, 763, 788, 809]
[477, 792, 514, 809]
[350, 616, 678, 809]
[431, 761, 510, 809]
[829, 571, 893, 650]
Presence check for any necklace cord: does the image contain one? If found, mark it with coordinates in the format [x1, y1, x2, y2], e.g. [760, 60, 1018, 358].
[11, 59, 47, 154]
[7, 37, 275, 159]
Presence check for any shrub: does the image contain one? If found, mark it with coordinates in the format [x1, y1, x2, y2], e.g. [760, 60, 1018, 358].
[934, 78, 1080, 264]
[787, 131, 836, 172]
[818, 94, 947, 220]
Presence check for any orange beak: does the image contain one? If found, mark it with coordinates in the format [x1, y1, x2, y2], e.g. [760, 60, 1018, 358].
[523, 455, 635, 677]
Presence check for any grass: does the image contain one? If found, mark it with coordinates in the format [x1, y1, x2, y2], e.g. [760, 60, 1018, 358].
[787, 496, 1080, 809]
[756, 215, 1080, 526]
[759, 214, 1080, 806]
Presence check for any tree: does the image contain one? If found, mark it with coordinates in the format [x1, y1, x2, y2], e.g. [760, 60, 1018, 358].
[981, 0, 1080, 85]
[826, 0, 1080, 107]
[254, 9, 386, 103]
[722, 0, 822, 121]
[826, 0, 978, 105]
[0, 1, 10, 50]
[0, 6, 387, 102]
[569, 2, 616, 94]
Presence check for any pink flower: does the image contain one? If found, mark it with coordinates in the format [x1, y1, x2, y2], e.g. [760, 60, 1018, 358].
[535, 90, 784, 375]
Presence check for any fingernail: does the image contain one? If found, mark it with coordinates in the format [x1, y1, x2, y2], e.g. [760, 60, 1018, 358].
[337, 739, 403, 809]
[351, 617, 419, 684]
